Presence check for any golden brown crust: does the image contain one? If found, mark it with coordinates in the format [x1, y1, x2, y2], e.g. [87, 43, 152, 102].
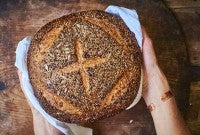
[27, 10, 142, 123]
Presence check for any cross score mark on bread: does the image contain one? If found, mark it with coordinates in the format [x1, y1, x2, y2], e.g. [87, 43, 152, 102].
[53, 38, 108, 93]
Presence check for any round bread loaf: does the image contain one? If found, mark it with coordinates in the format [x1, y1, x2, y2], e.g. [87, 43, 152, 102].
[27, 10, 142, 123]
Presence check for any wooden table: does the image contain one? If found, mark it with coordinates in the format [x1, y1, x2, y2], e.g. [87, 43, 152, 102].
[165, 1, 200, 134]
[0, 0, 199, 134]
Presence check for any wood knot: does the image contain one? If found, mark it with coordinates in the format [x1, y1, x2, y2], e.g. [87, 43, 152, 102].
[0, 81, 6, 91]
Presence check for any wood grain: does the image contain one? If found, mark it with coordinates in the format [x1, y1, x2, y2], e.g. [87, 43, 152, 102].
[171, 8, 200, 66]
[163, 2, 200, 133]
[0, 0, 199, 134]
[164, 0, 200, 8]
[186, 81, 200, 135]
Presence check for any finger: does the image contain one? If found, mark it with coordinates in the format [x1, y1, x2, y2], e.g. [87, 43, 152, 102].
[141, 26, 150, 40]
[141, 26, 157, 70]
[17, 70, 23, 90]
[141, 26, 153, 52]
[17, 70, 22, 79]
[17, 70, 34, 108]
[17, 70, 25, 93]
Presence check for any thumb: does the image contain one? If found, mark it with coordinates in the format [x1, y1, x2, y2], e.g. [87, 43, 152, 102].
[141, 27, 158, 73]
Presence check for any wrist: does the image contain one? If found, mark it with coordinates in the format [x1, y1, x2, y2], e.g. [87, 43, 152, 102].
[146, 91, 174, 112]
[143, 65, 170, 105]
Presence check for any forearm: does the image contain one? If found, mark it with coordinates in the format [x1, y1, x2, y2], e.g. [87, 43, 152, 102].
[150, 97, 190, 135]
[143, 66, 190, 135]
[18, 70, 63, 135]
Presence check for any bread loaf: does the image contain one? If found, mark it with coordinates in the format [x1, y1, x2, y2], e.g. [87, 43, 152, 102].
[27, 10, 142, 123]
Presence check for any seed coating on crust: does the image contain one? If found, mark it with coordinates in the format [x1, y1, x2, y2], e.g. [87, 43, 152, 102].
[28, 10, 142, 123]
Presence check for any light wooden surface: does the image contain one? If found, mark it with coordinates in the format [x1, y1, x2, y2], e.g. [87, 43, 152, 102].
[0, 0, 199, 134]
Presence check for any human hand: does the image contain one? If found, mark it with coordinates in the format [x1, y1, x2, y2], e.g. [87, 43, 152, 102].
[141, 27, 170, 106]
[17, 70, 38, 113]
[17, 70, 63, 135]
